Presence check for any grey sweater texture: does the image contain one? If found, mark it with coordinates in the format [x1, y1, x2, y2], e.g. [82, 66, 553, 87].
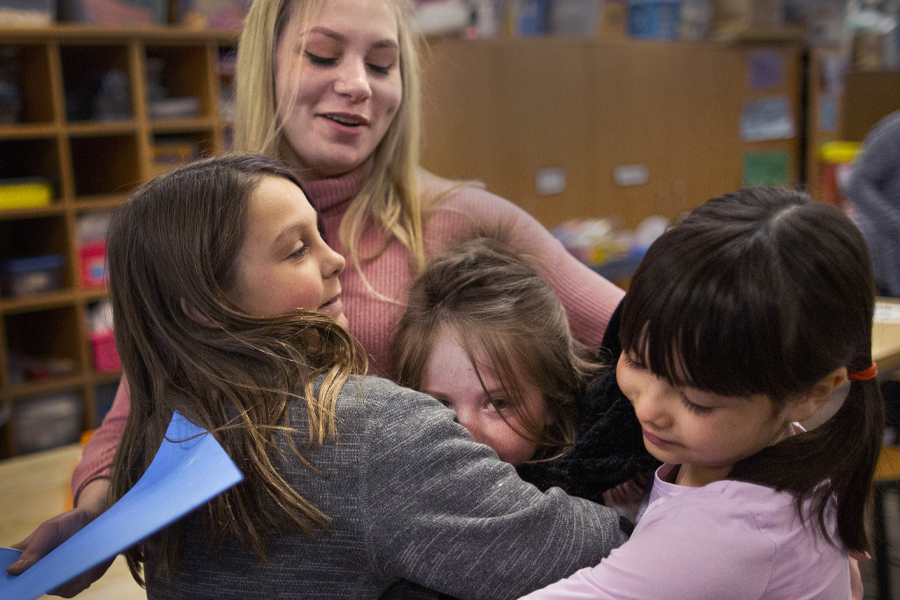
[145, 376, 625, 599]
[846, 109, 900, 296]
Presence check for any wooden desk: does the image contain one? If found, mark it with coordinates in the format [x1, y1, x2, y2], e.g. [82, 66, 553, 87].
[0, 444, 144, 600]
[874, 297, 900, 379]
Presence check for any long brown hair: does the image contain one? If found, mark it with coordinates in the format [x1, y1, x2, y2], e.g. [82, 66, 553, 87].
[393, 236, 602, 459]
[620, 186, 884, 554]
[107, 154, 366, 584]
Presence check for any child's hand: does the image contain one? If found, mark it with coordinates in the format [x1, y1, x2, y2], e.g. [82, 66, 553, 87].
[602, 472, 651, 523]
[848, 551, 870, 600]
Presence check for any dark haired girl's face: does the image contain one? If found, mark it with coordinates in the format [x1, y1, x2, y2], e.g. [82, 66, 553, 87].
[229, 175, 348, 326]
[616, 351, 797, 488]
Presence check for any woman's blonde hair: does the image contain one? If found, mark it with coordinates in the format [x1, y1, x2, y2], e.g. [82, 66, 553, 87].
[235, 0, 427, 278]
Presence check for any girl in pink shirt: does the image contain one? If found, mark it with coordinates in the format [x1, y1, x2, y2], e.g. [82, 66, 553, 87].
[522, 186, 884, 600]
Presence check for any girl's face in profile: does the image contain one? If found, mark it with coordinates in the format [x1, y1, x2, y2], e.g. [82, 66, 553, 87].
[615, 351, 798, 488]
[420, 327, 548, 465]
[229, 175, 348, 327]
[275, 0, 403, 179]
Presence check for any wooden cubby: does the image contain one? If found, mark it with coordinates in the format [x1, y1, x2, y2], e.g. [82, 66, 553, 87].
[0, 27, 808, 458]
[419, 37, 804, 230]
[0, 26, 238, 458]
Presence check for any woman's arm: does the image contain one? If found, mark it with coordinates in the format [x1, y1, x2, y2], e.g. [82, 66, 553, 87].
[424, 179, 625, 351]
[71, 377, 130, 504]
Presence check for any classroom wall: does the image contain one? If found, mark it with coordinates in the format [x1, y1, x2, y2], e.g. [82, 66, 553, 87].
[419, 37, 803, 230]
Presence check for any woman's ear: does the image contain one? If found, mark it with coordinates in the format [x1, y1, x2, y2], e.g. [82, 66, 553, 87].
[785, 367, 849, 424]
[180, 298, 217, 327]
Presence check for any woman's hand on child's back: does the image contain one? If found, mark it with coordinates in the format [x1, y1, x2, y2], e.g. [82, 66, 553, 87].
[6, 479, 112, 597]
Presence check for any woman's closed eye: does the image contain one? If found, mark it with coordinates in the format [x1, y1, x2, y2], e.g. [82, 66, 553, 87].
[304, 51, 392, 75]
[305, 51, 338, 66]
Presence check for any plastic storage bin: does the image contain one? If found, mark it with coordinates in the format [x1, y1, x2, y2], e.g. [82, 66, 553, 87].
[0, 254, 65, 298]
[629, 0, 681, 40]
[14, 391, 83, 454]
[0, 178, 53, 211]
[79, 240, 107, 287]
[90, 329, 121, 372]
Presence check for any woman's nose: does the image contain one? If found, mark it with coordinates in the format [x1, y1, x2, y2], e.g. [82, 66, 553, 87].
[333, 58, 371, 101]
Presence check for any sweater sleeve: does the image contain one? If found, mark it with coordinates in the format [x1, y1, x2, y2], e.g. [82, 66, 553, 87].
[70, 376, 130, 504]
[364, 383, 626, 600]
[845, 112, 900, 233]
[518, 498, 773, 600]
[425, 182, 625, 351]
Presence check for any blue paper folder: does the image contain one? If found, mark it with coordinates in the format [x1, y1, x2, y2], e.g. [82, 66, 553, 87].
[0, 411, 243, 600]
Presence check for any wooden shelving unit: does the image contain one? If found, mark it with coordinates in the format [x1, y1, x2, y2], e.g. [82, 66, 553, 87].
[0, 26, 239, 458]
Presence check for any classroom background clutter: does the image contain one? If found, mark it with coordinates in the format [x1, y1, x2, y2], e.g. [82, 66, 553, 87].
[1, 0, 900, 598]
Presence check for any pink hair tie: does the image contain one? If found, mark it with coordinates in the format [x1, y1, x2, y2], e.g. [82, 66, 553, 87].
[848, 362, 878, 382]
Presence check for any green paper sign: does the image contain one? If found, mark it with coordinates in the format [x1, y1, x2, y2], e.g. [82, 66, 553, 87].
[742, 152, 789, 187]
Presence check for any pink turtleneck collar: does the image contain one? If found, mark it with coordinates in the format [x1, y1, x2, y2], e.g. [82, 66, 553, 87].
[300, 161, 371, 214]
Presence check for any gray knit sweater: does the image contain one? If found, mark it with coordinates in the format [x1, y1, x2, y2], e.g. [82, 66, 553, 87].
[145, 376, 625, 599]
[846, 109, 900, 297]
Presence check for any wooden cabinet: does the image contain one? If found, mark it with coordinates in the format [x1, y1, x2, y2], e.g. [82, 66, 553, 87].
[0, 26, 238, 458]
[420, 37, 804, 229]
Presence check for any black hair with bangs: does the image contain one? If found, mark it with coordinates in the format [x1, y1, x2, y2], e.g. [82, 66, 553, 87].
[619, 186, 883, 554]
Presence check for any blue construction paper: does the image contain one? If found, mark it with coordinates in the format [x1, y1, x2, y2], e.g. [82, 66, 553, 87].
[0, 411, 243, 600]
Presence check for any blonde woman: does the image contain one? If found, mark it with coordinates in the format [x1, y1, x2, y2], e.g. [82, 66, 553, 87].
[10, 0, 624, 592]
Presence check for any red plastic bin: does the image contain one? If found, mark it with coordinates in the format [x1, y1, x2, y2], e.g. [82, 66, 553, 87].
[90, 330, 121, 372]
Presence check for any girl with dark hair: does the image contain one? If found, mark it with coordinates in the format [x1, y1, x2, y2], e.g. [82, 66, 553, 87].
[521, 187, 884, 599]
[85, 154, 627, 598]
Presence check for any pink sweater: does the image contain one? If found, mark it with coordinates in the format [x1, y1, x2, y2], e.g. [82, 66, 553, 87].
[71, 167, 625, 502]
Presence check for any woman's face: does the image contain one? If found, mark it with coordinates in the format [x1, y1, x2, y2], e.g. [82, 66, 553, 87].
[229, 175, 348, 327]
[275, 0, 402, 179]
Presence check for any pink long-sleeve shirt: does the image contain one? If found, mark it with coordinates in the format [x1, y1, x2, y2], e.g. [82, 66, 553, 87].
[71, 166, 625, 502]
[519, 463, 851, 600]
